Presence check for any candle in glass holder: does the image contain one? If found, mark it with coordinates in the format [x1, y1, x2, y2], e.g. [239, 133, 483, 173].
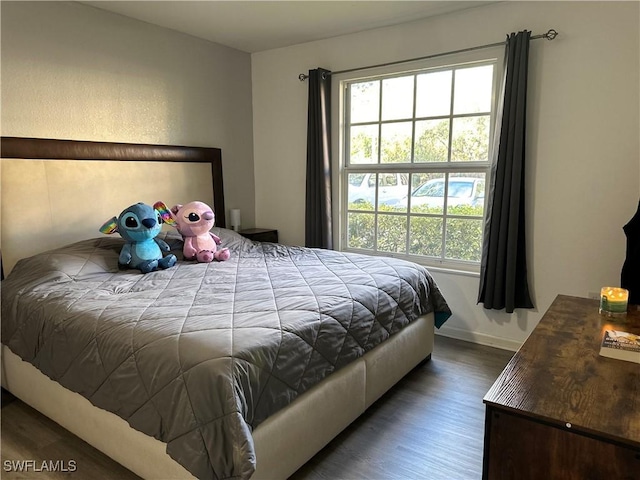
[599, 287, 629, 317]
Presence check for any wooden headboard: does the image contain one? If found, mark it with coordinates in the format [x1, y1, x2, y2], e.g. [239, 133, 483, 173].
[1, 137, 225, 275]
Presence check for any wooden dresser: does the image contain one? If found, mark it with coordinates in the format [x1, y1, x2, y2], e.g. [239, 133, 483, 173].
[483, 294, 640, 480]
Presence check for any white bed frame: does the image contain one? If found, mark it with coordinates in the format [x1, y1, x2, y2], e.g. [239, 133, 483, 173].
[0, 137, 435, 479]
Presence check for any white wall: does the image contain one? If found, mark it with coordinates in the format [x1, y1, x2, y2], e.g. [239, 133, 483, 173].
[1, 1, 255, 228]
[252, 1, 640, 349]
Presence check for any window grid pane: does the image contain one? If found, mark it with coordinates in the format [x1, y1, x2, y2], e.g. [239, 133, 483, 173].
[381, 76, 415, 121]
[416, 70, 452, 118]
[380, 122, 412, 163]
[350, 81, 380, 123]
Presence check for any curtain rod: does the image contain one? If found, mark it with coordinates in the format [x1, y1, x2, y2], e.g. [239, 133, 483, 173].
[298, 29, 558, 81]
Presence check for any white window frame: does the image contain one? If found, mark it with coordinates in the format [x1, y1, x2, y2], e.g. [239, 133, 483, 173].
[332, 49, 504, 275]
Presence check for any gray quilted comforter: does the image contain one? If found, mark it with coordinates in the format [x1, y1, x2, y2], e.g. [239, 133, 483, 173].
[1, 229, 451, 479]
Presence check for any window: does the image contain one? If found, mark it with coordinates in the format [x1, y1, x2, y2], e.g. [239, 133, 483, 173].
[339, 59, 497, 271]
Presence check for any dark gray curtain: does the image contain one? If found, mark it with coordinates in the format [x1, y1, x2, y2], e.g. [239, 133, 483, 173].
[478, 31, 534, 313]
[305, 68, 333, 249]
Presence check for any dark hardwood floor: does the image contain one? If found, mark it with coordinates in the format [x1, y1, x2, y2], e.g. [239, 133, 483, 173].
[1, 336, 513, 480]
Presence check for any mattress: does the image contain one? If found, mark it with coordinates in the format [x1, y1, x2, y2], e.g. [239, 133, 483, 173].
[1, 229, 451, 479]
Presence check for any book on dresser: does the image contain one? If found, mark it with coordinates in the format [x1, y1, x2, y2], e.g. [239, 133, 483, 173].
[599, 328, 640, 363]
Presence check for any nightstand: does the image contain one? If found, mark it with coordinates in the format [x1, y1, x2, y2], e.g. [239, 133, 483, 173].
[239, 228, 278, 243]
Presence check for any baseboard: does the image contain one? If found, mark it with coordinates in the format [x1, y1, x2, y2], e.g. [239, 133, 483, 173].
[435, 326, 521, 352]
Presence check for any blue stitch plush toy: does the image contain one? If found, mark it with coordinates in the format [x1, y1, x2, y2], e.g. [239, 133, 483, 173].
[100, 202, 177, 273]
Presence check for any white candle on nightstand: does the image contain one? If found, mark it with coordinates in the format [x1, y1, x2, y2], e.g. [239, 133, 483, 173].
[230, 209, 241, 232]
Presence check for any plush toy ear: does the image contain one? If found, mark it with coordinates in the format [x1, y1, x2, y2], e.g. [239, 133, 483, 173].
[99, 217, 119, 234]
[171, 204, 183, 215]
[154, 201, 176, 227]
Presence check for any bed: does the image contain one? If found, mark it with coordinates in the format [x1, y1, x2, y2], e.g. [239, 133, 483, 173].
[0, 137, 452, 480]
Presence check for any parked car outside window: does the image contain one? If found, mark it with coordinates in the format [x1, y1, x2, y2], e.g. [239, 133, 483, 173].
[348, 173, 409, 205]
[412, 177, 485, 207]
[382, 177, 485, 209]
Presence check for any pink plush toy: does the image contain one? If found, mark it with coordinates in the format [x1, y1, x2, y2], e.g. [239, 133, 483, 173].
[155, 200, 230, 263]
